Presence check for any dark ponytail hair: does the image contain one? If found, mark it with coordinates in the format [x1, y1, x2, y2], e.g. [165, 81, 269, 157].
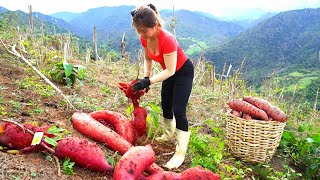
[147, 4, 157, 13]
[132, 4, 162, 28]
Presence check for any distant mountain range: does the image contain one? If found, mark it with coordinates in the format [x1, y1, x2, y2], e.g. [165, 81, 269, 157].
[1, 5, 319, 86]
[0, 5, 274, 55]
[49, 6, 252, 55]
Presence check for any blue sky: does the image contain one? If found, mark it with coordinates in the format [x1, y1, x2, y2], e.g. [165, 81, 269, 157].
[1, 0, 320, 18]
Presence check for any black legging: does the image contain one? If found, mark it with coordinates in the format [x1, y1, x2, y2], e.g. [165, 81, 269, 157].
[161, 59, 194, 131]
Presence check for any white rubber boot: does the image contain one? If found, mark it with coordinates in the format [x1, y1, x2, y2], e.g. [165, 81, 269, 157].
[155, 118, 176, 142]
[163, 129, 191, 169]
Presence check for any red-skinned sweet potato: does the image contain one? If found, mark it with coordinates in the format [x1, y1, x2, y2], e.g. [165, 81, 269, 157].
[72, 112, 132, 154]
[143, 171, 181, 180]
[243, 96, 287, 122]
[227, 100, 268, 121]
[180, 166, 221, 180]
[132, 106, 147, 137]
[54, 137, 113, 173]
[90, 110, 134, 144]
[119, 80, 146, 107]
[119, 80, 149, 139]
[113, 145, 155, 180]
[242, 113, 253, 120]
[0, 122, 53, 151]
[71, 112, 163, 175]
[230, 110, 242, 117]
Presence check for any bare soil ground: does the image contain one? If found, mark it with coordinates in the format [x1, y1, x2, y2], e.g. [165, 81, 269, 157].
[0, 54, 193, 180]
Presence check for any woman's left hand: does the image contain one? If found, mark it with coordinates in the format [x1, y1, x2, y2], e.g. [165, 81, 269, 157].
[131, 78, 151, 92]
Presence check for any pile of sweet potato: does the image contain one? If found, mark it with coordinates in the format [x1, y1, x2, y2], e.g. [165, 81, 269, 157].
[0, 79, 222, 179]
[228, 96, 287, 122]
[0, 121, 113, 173]
[0, 119, 221, 179]
[71, 79, 221, 178]
[72, 111, 221, 179]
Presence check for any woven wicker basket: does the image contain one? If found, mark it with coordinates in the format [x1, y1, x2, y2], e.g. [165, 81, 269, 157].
[226, 114, 286, 163]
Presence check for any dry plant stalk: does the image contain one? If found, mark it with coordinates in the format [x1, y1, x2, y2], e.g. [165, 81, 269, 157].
[313, 89, 319, 111]
[212, 65, 215, 91]
[230, 70, 238, 100]
[220, 62, 226, 81]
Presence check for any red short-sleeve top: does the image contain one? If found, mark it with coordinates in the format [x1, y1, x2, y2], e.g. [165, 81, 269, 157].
[140, 28, 187, 71]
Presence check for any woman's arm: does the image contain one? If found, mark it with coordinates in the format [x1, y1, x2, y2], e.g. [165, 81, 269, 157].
[143, 48, 152, 78]
[149, 51, 177, 84]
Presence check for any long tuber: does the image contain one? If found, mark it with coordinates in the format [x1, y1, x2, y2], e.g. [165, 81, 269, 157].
[71, 112, 163, 175]
[113, 145, 155, 180]
[90, 110, 134, 144]
[54, 137, 113, 173]
[243, 96, 287, 122]
[227, 100, 269, 121]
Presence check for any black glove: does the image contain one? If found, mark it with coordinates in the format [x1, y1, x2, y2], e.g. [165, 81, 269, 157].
[144, 77, 150, 93]
[132, 78, 151, 92]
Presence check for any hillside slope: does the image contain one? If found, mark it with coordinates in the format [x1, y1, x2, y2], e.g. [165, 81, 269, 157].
[205, 8, 320, 84]
[161, 10, 244, 45]
[0, 10, 69, 35]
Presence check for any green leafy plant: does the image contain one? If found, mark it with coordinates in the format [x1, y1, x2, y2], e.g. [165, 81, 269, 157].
[20, 77, 55, 98]
[189, 126, 224, 172]
[44, 126, 69, 147]
[144, 102, 161, 139]
[251, 163, 302, 179]
[43, 126, 74, 175]
[106, 151, 121, 167]
[0, 106, 7, 116]
[101, 85, 111, 95]
[280, 128, 320, 179]
[34, 107, 43, 114]
[9, 100, 20, 111]
[63, 157, 75, 175]
[50, 61, 85, 87]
